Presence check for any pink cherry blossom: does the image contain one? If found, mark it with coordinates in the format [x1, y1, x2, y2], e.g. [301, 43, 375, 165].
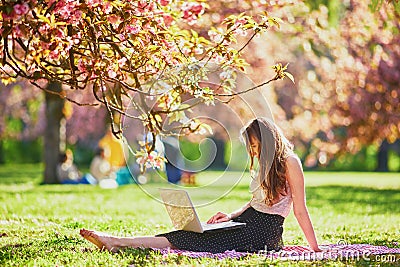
[186, 15, 198, 25]
[13, 26, 23, 38]
[181, 46, 191, 55]
[148, 151, 156, 160]
[77, 59, 87, 73]
[211, 54, 224, 65]
[49, 49, 60, 60]
[163, 14, 173, 27]
[159, 0, 170, 7]
[235, 18, 248, 25]
[191, 4, 204, 15]
[55, 28, 64, 38]
[208, 31, 223, 43]
[38, 24, 50, 35]
[118, 34, 126, 41]
[136, 157, 145, 165]
[232, 17, 248, 36]
[234, 28, 248, 37]
[53, 0, 82, 24]
[108, 69, 117, 79]
[126, 25, 141, 35]
[2, 11, 17, 20]
[181, 2, 204, 25]
[39, 41, 50, 50]
[118, 57, 127, 67]
[161, 39, 174, 49]
[14, 3, 29, 16]
[194, 45, 204, 54]
[182, 9, 191, 19]
[138, 0, 155, 11]
[182, 2, 204, 16]
[161, 50, 173, 64]
[108, 15, 121, 26]
[102, 2, 112, 13]
[87, 0, 102, 8]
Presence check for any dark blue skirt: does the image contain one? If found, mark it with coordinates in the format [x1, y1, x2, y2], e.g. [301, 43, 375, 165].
[157, 207, 284, 253]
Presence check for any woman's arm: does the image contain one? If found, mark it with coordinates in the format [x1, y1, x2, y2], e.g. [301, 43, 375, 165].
[207, 201, 251, 223]
[286, 155, 321, 252]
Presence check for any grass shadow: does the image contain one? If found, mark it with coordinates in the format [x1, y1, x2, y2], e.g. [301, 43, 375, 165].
[305, 185, 400, 215]
[233, 184, 400, 215]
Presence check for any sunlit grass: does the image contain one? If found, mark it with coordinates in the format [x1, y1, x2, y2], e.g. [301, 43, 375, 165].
[0, 164, 399, 266]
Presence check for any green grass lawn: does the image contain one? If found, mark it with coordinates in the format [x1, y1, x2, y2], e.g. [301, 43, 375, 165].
[0, 164, 399, 266]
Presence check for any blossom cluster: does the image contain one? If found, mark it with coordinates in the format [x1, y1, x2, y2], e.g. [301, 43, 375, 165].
[135, 149, 166, 171]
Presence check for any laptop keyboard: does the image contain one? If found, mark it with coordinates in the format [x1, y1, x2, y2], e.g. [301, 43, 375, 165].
[201, 221, 244, 231]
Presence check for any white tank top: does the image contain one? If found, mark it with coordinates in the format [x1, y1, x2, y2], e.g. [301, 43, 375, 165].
[249, 173, 292, 218]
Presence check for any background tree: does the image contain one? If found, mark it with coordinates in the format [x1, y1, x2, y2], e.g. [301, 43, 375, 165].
[294, 0, 400, 168]
[254, 0, 400, 168]
[0, 80, 44, 164]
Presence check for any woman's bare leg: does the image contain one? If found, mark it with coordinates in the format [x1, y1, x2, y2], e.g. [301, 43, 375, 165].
[80, 228, 173, 252]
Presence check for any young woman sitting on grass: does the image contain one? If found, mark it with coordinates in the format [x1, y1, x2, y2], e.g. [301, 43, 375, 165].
[80, 117, 321, 253]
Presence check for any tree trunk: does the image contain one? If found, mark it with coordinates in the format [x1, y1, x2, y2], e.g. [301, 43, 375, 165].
[43, 82, 64, 184]
[376, 140, 389, 172]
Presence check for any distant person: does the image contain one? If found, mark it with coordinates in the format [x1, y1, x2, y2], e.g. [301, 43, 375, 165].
[98, 127, 128, 169]
[162, 136, 184, 184]
[90, 148, 112, 181]
[88, 147, 119, 188]
[57, 149, 96, 185]
[98, 127, 133, 186]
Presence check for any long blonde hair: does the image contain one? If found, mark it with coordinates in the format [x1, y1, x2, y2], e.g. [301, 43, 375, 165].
[240, 118, 294, 206]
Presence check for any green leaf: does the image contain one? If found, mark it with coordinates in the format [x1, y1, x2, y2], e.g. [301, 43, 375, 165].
[177, 103, 191, 111]
[267, 17, 283, 29]
[1, 76, 17, 86]
[36, 14, 51, 24]
[283, 63, 289, 71]
[284, 72, 295, 84]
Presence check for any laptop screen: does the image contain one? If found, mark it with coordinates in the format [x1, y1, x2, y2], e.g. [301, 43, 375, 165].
[160, 189, 196, 230]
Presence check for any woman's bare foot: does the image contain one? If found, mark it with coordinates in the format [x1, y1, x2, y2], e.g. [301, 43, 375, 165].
[80, 228, 122, 252]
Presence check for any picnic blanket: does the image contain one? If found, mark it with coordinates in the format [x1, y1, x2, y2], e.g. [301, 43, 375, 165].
[155, 244, 400, 261]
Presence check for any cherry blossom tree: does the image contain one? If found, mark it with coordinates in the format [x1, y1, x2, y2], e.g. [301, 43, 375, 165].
[0, 0, 293, 182]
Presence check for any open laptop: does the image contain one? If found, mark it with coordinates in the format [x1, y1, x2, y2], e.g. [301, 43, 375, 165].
[159, 188, 246, 233]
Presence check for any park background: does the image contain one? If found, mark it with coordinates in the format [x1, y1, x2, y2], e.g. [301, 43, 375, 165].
[1, 0, 399, 266]
[0, 0, 399, 174]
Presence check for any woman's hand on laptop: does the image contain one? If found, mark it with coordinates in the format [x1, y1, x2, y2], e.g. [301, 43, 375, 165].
[207, 212, 231, 224]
